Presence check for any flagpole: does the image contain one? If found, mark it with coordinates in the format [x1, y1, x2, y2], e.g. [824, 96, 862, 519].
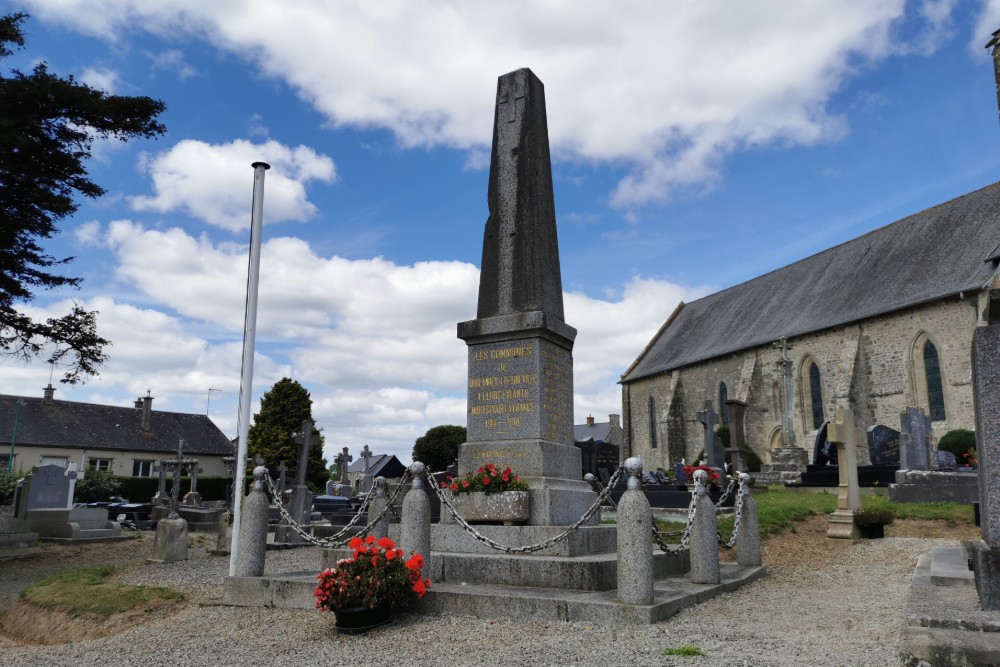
[229, 161, 269, 576]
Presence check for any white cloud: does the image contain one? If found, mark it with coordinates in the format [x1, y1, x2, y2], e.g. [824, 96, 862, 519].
[146, 48, 198, 79]
[130, 139, 336, 231]
[79, 65, 118, 92]
[23, 0, 953, 208]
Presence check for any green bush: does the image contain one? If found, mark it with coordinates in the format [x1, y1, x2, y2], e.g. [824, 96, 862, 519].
[74, 470, 122, 503]
[0, 467, 24, 505]
[938, 429, 976, 459]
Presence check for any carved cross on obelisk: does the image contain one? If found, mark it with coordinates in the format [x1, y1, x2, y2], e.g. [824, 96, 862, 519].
[773, 336, 797, 448]
[168, 438, 185, 519]
[696, 400, 725, 469]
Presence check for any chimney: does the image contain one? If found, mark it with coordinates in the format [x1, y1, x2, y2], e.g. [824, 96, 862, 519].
[134, 398, 143, 409]
[586, 414, 595, 427]
[42, 383, 55, 404]
[141, 391, 153, 431]
[609, 414, 621, 429]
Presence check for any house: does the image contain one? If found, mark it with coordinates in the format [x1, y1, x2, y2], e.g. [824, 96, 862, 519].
[0, 386, 234, 477]
[346, 453, 406, 490]
[573, 414, 623, 447]
[620, 182, 1000, 471]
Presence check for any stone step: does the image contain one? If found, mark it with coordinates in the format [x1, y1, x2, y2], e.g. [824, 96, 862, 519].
[428, 523, 617, 557]
[929, 546, 974, 587]
[0, 531, 38, 550]
[221, 563, 767, 625]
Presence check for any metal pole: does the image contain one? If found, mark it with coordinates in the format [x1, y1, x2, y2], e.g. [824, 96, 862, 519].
[7, 400, 22, 470]
[229, 161, 269, 577]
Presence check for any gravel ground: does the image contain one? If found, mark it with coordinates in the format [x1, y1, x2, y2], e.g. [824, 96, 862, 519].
[0, 517, 979, 667]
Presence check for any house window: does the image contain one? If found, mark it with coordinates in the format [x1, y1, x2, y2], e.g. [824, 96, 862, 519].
[809, 362, 824, 430]
[719, 383, 729, 427]
[924, 340, 946, 421]
[648, 395, 658, 449]
[41, 456, 68, 468]
[132, 460, 155, 477]
[88, 458, 113, 472]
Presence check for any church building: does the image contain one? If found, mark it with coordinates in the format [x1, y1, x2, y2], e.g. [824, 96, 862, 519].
[620, 182, 1000, 470]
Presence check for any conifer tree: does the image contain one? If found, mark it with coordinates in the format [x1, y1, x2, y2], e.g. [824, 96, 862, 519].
[247, 378, 328, 490]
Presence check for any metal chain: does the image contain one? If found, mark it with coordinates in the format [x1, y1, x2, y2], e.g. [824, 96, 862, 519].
[428, 466, 625, 554]
[719, 480, 747, 549]
[651, 486, 697, 555]
[262, 469, 411, 547]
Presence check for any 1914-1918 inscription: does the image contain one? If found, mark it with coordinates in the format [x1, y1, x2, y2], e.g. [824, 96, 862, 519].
[467, 338, 573, 443]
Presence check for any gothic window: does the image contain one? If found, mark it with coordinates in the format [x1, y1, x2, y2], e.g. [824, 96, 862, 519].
[648, 395, 658, 449]
[924, 340, 946, 421]
[719, 383, 729, 427]
[809, 362, 824, 430]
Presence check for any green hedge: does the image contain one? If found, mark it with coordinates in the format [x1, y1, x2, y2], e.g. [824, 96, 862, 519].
[113, 475, 232, 503]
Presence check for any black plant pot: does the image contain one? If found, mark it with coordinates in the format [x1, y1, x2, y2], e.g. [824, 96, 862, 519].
[856, 523, 885, 539]
[332, 605, 392, 634]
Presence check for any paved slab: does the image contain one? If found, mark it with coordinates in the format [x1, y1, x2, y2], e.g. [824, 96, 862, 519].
[929, 545, 974, 587]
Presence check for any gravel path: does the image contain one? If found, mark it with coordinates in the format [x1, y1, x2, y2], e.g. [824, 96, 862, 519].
[0, 518, 976, 667]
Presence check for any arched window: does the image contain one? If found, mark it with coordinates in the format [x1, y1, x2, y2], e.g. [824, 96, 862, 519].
[808, 362, 824, 430]
[719, 383, 729, 427]
[924, 340, 946, 421]
[648, 395, 658, 449]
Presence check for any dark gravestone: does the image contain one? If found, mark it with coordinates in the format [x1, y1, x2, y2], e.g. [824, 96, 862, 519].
[674, 463, 688, 485]
[25, 465, 70, 510]
[938, 450, 958, 469]
[867, 425, 901, 466]
[654, 470, 671, 485]
[598, 468, 611, 485]
[812, 421, 836, 465]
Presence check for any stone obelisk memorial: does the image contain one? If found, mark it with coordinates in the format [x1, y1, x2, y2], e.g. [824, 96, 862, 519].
[458, 67, 597, 526]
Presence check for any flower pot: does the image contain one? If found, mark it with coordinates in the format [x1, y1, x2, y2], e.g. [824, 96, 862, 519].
[449, 490, 530, 525]
[332, 605, 392, 634]
[856, 523, 885, 539]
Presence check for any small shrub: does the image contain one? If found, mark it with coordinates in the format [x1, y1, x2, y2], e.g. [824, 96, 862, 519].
[0, 467, 23, 505]
[664, 645, 705, 657]
[74, 470, 122, 503]
[853, 508, 894, 528]
[938, 429, 976, 459]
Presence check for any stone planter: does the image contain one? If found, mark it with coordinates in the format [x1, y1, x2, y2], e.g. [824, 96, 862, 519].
[449, 491, 530, 525]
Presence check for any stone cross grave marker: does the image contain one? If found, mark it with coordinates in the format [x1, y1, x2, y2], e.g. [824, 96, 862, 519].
[292, 420, 312, 488]
[167, 438, 185, 519]
[336, 447, 352, 486]
[826, 409, 863, 540]
[697, 400, 725, 470]
[154, 464, 168, 505]
[275, 460, 288, 501]
[360, 444, 373, 493]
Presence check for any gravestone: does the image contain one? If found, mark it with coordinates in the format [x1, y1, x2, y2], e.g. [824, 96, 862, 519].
[674, 463, 688, 486]
[334, 447, 353, 496]
[275, 419, 315, 544]
[866, 425, 900, 466]
[971, 289, 1000, 608]
[325, 479, 335, 495]
[826, 408, 863, 540]
[21, 465, 70, 517]
[696, 401, 726, 470]
[456, 67, 596, 526]
[812, 422, 835, 465]
[938, 451, 958, 469]
[360, 444, 373, 493]
[899, 406, 931, 471]
[152, 465, 168, 505]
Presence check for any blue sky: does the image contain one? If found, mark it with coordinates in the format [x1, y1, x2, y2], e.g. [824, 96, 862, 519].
[4, 1, 1000, 467]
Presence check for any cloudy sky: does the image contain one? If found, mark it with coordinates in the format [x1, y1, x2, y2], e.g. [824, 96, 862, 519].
[4, 1, 1000, 467]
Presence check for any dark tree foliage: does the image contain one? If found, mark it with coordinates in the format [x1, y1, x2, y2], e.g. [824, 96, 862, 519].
[0, 13, 166, 383]
[247, 378, 329, 490]
[412, 424, 466, 472]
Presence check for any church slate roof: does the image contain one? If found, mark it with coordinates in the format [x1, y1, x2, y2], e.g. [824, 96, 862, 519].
[0, 394, 233, 456]
[622, 181, 1000, 383]
[346, 454, 406, 478]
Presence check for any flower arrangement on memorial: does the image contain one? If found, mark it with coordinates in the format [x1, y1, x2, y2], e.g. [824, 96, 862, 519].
[314, 536, 430, 611]
[682, 464, 720, 484]
[441, 462, 529, 496]
[963, 449, 978, 468]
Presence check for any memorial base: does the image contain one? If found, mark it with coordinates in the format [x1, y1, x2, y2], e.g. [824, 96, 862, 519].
[826, 510, 861, 540]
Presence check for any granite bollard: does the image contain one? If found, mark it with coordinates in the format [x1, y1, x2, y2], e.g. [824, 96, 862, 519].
[689, 469, 721, 584]
[972, 293, 1000, 608]
[735, 473, 761, 567]
[234, 466, 269, 578]
[400, 462, 431, 564]
[147, 517, 188, 564]
[616, 457, 654, 605]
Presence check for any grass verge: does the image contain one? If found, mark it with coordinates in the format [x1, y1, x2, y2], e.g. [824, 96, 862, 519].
[22, 566, 184, 616]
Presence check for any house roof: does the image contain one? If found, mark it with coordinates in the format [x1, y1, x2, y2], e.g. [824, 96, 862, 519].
[0, 394, 233, 457]
[347, 454, 405, 477]
[574, 421, 614, 443]
[622, 182, 1000, 383]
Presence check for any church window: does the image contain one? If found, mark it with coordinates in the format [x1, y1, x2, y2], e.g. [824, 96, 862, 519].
[924, 341, 946, 421]
[809, 362, 824, 430]
[648, 395, 658, 449]
[719, 383, 729, 427]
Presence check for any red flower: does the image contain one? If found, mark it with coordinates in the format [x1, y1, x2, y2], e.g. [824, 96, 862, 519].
[462, 480, 470, 488]
[348, 536, 363, 550]
[477, 467, 484, 474]
[450, 483, 459, 491]
[371, 556, 378, 567]
[385, 549, 397, 561]
[440, 482, 447, 488]
[405, 554, 424, 571]
[501, 473, 510, 482]
[377, 537, 394, 550]
[482, 475, 490, 485]
[365, 535, 376, 545]
[413, 577, 427, 598]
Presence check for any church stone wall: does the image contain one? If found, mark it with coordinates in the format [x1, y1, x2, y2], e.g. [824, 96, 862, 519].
[623, 294, 980, 468]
